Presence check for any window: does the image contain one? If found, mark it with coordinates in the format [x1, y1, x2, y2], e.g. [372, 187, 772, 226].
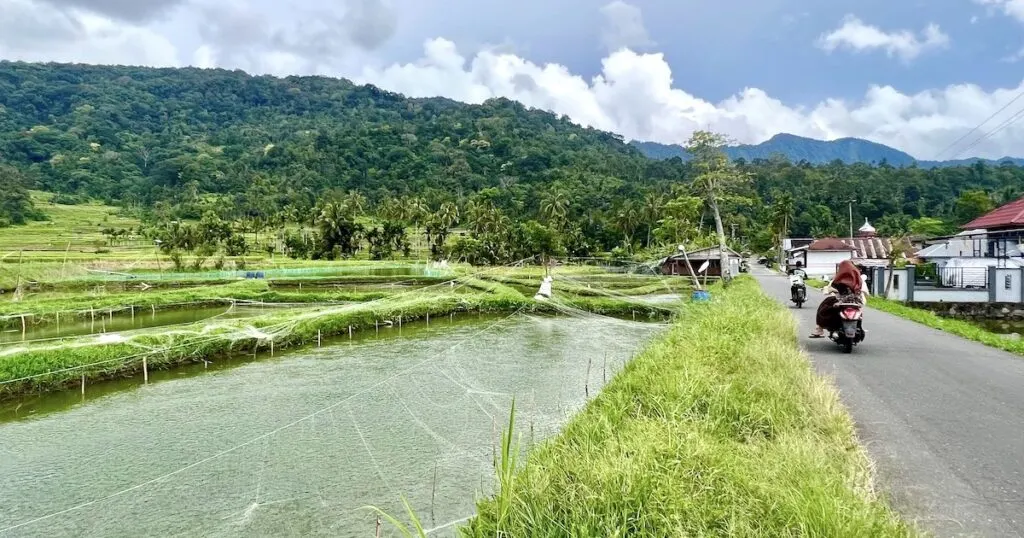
[893, 275, 899, 291]
[1007, 274, 1014, 290]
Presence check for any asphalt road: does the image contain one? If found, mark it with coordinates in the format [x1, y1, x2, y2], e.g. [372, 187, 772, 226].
[754, 268, 1024, 537]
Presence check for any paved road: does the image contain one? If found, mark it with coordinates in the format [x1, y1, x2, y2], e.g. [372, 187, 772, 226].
[754, 268, 1024, 537]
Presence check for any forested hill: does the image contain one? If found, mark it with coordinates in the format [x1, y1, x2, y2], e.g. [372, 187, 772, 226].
[632, 134, 1024, 168]
[3, 61, 1024, 258]
[0, 61, 644, 207]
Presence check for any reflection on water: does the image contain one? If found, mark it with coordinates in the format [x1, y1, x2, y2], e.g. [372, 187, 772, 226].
[0, 313, 664, 537]
[971, 318, 1024, 336]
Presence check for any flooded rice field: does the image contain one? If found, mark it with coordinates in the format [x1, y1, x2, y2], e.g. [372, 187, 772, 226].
[0, 304, 273, 346]
[0, 312, 664, 537]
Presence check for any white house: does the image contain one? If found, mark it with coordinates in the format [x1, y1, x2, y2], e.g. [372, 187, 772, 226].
[790, 238, 855, 279]
[787, 220, 905, 279]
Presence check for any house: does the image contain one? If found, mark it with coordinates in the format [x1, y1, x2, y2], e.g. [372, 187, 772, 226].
[788, 219, 911, 279]
[961, 197, 1024, 262]
[659, 246, 742, 277]
[846, 220, 914, 268]
[790, 238, 854, 279]
[916, 230, 983, 267]
[917, 196, 1024, 269]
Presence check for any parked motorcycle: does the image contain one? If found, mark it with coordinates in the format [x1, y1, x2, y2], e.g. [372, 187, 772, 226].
[789, 269, 807, 308]
[829, 298, 866, 353]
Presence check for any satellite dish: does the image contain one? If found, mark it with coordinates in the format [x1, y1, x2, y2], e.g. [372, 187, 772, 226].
[698, 260, 710, 274]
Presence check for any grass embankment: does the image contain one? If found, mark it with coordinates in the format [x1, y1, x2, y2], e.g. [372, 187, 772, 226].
[0, 281, 673, 399]
[465, 278, 912, 537]
[868, 296, 1024, 357]
[0, 278, 462, 328]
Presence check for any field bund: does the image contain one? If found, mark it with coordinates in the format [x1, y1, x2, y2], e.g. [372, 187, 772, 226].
[465, 277, 913, 537]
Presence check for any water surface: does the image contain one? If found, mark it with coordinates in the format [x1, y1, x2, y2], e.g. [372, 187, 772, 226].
[0, 312, 663, 537]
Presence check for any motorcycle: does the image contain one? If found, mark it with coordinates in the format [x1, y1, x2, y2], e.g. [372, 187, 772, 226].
[829, 297, 866, 353]
[789, 269, 807, 308]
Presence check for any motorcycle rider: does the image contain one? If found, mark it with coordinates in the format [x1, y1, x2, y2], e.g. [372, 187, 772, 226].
[809, 260, 867, 338]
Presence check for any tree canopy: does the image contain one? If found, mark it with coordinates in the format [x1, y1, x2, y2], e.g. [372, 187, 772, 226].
[1, 61, 1022, 255]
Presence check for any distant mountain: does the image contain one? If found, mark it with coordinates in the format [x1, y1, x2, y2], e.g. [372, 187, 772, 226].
[631, 133, 1024, 168]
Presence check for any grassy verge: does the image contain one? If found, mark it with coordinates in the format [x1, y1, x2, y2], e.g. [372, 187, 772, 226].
[464, 277, 912, 537]
[868, 296, 1024, 357]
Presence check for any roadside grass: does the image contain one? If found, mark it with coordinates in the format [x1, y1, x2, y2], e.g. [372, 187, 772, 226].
[868, 296, 1024, 357]
[463, 277, 913, 537]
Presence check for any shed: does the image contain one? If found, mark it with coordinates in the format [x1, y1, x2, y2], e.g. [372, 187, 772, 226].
[659, 246, 742, 277]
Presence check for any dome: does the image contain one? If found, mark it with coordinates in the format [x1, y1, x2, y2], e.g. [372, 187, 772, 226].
[857, 218, 876, 237]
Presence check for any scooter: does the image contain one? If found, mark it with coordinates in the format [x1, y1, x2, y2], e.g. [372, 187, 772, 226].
[789, 269, 807, 308]
[829, 299, 866, 353]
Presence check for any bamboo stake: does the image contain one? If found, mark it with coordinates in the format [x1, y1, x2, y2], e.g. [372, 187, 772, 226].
[375, 517, 382, 538]
[143, 357, 149, 383]
[585, 356, 593, 398]
[430, 462, 438, 526]
[81, 374, 86, 395]
[20, 315, 26, 340]
[603, 353, 607, 383]
[348, 326, 353, 339]
[317, 330, 322, 347]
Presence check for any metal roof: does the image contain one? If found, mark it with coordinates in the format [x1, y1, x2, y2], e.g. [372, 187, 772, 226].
[964, 196, 1024, 230]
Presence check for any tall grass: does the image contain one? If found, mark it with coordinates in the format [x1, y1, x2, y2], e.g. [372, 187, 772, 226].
[462, 277, 913, 537]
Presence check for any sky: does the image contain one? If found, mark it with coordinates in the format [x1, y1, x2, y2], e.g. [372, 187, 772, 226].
[2, 0, 1024, 160]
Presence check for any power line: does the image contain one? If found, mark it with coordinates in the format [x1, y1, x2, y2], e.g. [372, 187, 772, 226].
[933, 88, 1024, 160]
[949, 105, 1024, 160]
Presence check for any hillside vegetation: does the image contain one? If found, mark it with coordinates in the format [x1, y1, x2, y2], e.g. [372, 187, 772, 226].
[2, 62, 1024, 262]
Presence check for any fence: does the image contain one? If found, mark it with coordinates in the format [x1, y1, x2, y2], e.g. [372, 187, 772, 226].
[915, 266, 989, 289]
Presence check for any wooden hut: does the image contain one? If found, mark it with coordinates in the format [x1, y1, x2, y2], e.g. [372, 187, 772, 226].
[659, 246, 742, 277]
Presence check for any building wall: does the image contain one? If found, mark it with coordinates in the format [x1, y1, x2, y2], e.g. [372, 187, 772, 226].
[805, 251, 852, 279]
[884, 268, 909, 301]
[914, 289, 990, 302]
[995, 268, 1023, 303]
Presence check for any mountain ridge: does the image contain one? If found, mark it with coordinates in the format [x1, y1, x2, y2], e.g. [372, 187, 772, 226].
[631, 133, 1024, 168]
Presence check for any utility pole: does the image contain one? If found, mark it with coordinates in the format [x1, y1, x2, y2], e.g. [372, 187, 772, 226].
[848, 199, 857, 239]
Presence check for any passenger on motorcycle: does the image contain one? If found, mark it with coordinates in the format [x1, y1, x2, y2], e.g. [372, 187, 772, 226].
[810, 260, 868, 338]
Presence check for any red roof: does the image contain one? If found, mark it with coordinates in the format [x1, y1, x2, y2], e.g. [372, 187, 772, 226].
[808, 238, 854, 251]
[964, 196, 1024, 230]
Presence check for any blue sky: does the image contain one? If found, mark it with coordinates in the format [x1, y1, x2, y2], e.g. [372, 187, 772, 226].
[2, 0, 1024, 159]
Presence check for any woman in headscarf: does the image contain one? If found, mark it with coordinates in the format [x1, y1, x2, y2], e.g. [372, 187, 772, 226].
[810, 260, 865, 338]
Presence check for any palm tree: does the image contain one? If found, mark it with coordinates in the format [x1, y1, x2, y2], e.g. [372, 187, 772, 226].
[438, 201, 460, 230]
[405, 197, 428, 258]
[642, 193, 664, 248]
[540, 189, 570, 229]
[770, 193, 795, 268]
[616, 200, 641, 252]
[343, 190, 367, 217]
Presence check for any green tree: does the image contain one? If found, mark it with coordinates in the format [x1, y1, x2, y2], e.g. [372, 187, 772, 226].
[954, 190, 994, 225]
[685, 130, 747, 284]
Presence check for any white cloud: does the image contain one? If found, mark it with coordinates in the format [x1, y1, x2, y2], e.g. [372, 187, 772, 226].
[817, 15, 949, 62]
[975, 0, 1024, 22]
[0, 0, 179, 66]
[361, 38, 1024, 160]
[599, 1, 654, 52]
